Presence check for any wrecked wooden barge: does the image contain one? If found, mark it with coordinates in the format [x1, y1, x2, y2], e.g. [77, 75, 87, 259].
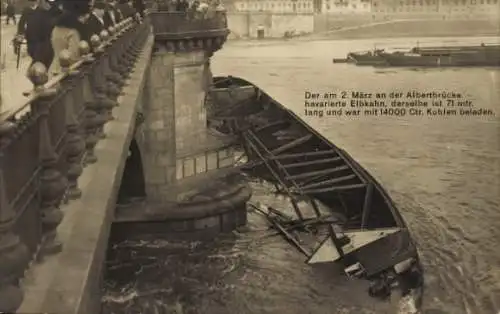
[207, 76, 424, 306]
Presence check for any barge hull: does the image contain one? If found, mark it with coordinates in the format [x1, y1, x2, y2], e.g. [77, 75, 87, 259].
[207, 75, 424, 304]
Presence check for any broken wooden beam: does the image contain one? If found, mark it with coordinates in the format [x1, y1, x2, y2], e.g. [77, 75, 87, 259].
[283, 156, 342, 169]
[271, 150, 337, 160]
[268, 206, 294, 221]
[243, 133, 305, 221]
[361, 184, 374, 229]
[310, 199, 322, 217]
[301, 183, 366, 194]
[286, 165, 350, 181]
[269, 216, 311, 257]
[270, 134, 313, 155]
[300, 174, 357, 189]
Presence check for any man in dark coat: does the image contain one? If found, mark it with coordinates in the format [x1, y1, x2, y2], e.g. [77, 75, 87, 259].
[117, 0, 134, 19]
[103, 0, 122, 27]
[85, 0, 106, 38]
[132, 0, 144, 17]
[17, 0, 55, 69]
[17, 0, 38, 36]
[5, 0, 16, 25]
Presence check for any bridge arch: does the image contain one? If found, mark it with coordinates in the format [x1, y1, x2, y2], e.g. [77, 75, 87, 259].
[117, 137, 147, 205]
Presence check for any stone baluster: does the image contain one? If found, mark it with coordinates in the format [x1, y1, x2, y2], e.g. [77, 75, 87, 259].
[0, 138, 30, 314]
[124, 23, 139, 73]
[106, 26, 125, 97]
[118, 21, 136, 80]
[60, 50, 85, 200]
[89, 34, 113, 138]
[108, 26, 127, 89]
[79, 41, 100, 165]
[117, 22, 132, 84]
[97, 30, 117, 121]
[27, 63, 67, 256]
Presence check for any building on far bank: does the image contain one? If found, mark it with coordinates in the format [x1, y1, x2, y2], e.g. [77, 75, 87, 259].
[370, 0, 499, 14]
[437, 0, 499, 15]
[232, 0, 315, 13]
[321, 0, 372, 13]
[370, 0, 439, 13]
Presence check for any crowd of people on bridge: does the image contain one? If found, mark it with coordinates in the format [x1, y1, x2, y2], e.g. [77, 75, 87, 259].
[12, 0, 145, 77]
[153, 0, 225, 20]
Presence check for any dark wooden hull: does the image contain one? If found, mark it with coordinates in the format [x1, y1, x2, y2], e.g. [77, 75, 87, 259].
[378, 50, 500, 67]
[411, 44, 500, 56]
[209, 75, 424, 304]
[347, 52, 387, 66]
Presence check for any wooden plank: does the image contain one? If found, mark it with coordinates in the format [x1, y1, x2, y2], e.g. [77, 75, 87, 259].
[300, 174, 357, 189]
[247, 130, 303, 191]
[271, 150, 337, 160]
[283, 156, 342, 169]
[306, 236, 342, 264]
[361, 184, 374, 229]
[271, 216, 311, 257]
[243, 133, 304, 220]
[302, 183, 366, 194]
[270, 134, 313, 155]
[341, 228, 400, 255]
[254, 120, 289, 133]
[286, 165, 350, 181]
[310, 199, 322, 217]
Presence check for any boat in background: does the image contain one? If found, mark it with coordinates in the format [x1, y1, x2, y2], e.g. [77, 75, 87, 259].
[410, 43, 500, 55]
[337, 43, 500, 67]
[377, 45, 500, 67]
[208, 75, 424, 307]
[347, 49, 388, 66]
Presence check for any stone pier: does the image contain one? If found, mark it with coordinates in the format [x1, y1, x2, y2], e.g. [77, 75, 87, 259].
[140, 49, 214, 203]
[115, 12, 251, 236]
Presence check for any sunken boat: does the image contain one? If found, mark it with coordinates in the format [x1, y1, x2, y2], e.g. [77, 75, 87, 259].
[207, 75, 424, 307]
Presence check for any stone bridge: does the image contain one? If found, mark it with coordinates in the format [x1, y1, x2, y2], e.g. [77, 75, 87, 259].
[0, 9, 250, 314]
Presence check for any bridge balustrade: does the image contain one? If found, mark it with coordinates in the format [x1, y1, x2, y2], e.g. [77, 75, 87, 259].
[0, 17, 150, 313]
[149, 11, 229, 40]
[0, 8, 230, 312]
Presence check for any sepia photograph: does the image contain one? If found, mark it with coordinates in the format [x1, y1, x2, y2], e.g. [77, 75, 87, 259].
[0, 0, 498, 313]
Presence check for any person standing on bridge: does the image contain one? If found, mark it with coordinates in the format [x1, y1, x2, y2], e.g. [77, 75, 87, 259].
[117, 0, 135, 19]
[49, 0, 91, 75]
[17, 0, 56, 70]
[132, 0, 145, 18]
[86, 0, 107, 35]
[103, 0, 123, 27]
[4, 0, 16, 25]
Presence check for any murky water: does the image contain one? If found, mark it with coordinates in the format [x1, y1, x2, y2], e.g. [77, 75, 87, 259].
[102, 36, 500, 314]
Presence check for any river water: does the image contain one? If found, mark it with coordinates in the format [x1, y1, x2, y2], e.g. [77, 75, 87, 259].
[101, 36, 500, 314]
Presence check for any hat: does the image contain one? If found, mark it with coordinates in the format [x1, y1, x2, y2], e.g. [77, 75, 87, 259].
[61, 0, 92, 14]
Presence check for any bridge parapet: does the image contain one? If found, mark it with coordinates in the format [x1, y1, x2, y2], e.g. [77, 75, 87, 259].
[149, 10, 229, 52]
[0, 17, 150, 313]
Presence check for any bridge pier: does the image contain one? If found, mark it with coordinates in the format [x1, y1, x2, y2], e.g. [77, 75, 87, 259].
[141, 49, 212, 203]
[115, 12, 250, 236]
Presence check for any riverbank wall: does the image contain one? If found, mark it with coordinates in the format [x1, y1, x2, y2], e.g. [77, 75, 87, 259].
[226, 11, 500, 39]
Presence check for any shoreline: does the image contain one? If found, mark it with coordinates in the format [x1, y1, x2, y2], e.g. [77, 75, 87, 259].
[227, 18, 500, 42]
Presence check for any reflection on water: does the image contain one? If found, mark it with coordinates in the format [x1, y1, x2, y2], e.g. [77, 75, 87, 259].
[102, 36, 500, 314]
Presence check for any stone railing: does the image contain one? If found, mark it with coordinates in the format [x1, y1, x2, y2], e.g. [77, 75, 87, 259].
[150, 10, 229, 40]
[0, 17, 150, 313]
[148, 10, 229, 54]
